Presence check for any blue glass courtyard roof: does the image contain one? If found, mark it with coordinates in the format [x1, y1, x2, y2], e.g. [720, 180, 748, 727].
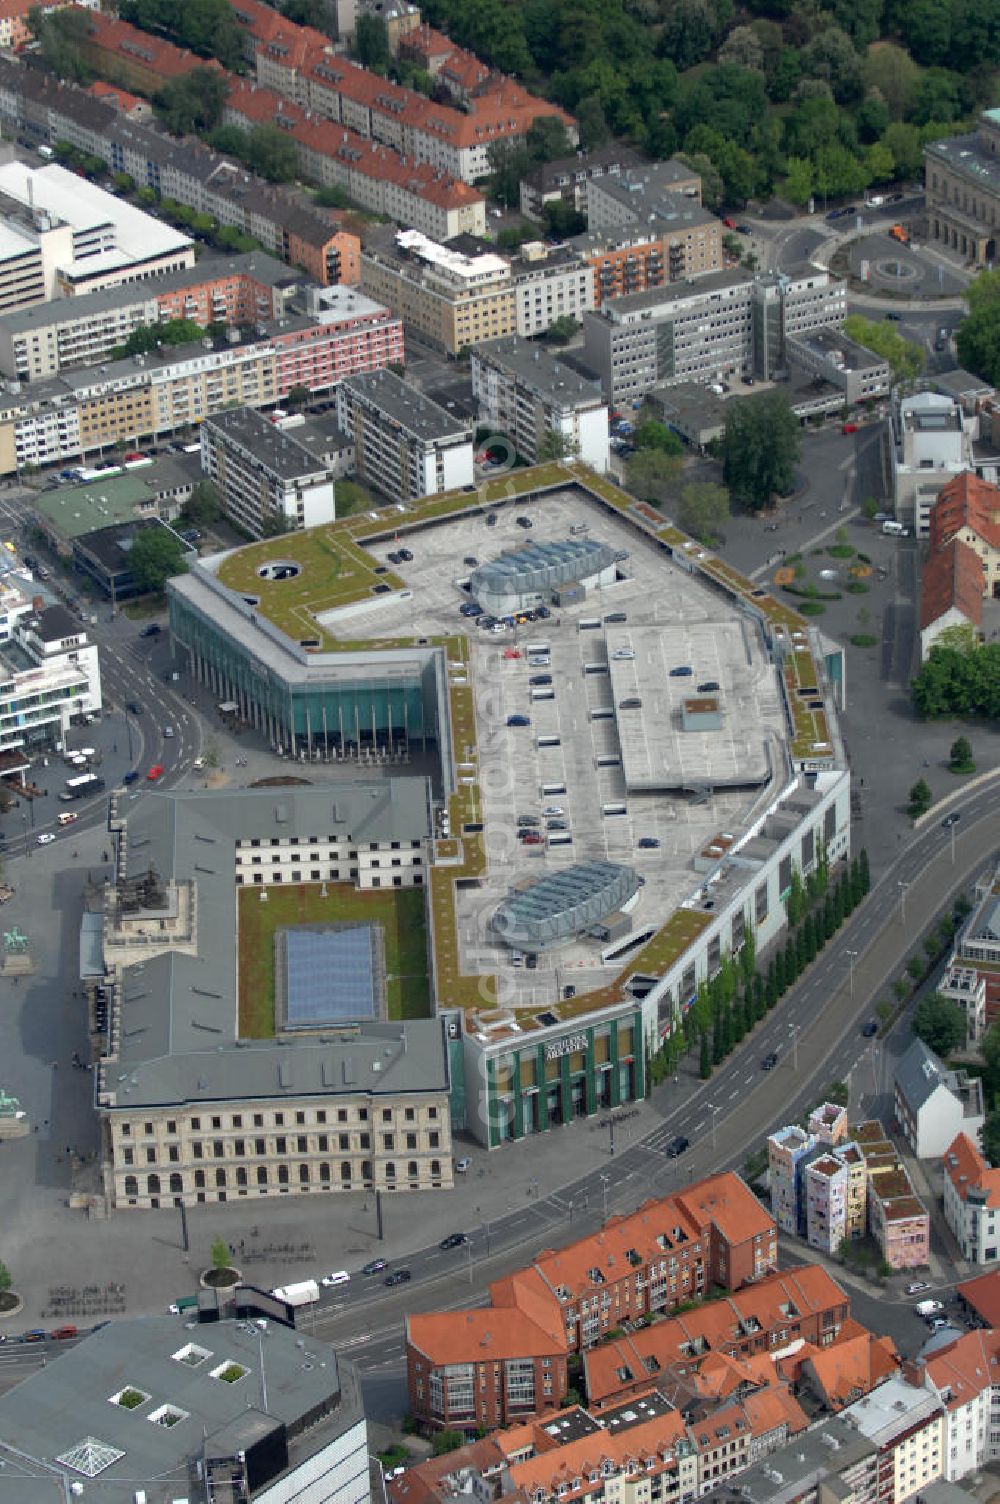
[491, 861, 640, 948]
[470, 538, 619, 599]
[283, 925, 376, 1026]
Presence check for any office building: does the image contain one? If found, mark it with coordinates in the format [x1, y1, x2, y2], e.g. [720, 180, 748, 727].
[583, 270, 755, 405]
[0, 159, 193, 309]
[99, 783, 452, 1211]
[471, 336, 609, 471]
[925, 109, 1000, 267]
[200, 406, 337, 538]
[785, 327, 891, 405]
[32, 453, 202, 554]
[336, 369, 473, 503]
[0, 600, 101, 760]
[751, 266, 846, 380]
[361, 227, 516, 355]
[0, 1299, 371, 1504]
[584, 159, 704, 234]
[894, 1037, 985, 1159]
[408, 1174, 776, 1431]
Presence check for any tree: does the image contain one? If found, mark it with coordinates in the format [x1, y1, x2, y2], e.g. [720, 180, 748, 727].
[912, 992, 966, 1056]
[783, 156, 814, 205]
[334, 479, 371, 518]
[183, 480, 222, 526]
[543, 201, 586, 238]
[537, 429, 579, 461]
[487, 139, 532, 209]
[624, 448, 682, 506]
[432, 1430, 466, 1457]
[676, 481, 730, 543]
[211, 1236, 231, 1270]
[843, 314, 926, 384]
[699, 1031, 712, 1079]
[0, 1261, 10, 1293]
[113, 319, 204, 359]
[721, 393, 800, 512]
[526, 116, 573, 163]
[30, 3, 91, 82]
[983, 1111, 1000, 1168]
[128, 527, 189, 595]
[862, 41, 919, 118]
[983, 1019, 1000, 1104]
[286, 384, 310, 411]
[314, 184, 349, 209]
[957, 268, 1000, 387]
[155, 68, 228, 135]
[634, 421, 683, 456]
[575, 94, 609, 150]
[353, 12, 390, 70]
[544, 314, 580, 344]
[948, 735, 975, 773]
[246, 124, 299, 183]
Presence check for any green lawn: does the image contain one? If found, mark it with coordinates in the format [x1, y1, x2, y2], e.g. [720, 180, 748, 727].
[237, 883, 431, 1037]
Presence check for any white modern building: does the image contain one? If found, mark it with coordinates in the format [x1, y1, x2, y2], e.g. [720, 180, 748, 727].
[200, 405, 337, 539]
[924, 1328, 1000, 1482]
[893, 391, 974, 536]
[894, 1037, 985, 1159]
[841, 1376, 945, 1504]
[512, 242, 595, 338]
[471, 336, 609, 471]
[0, 1300, 371, 1504]
[0, 599, 101, 761]
[943, 1132, 1000, 1264]
[336, 369, 474, 504]
[0, 160, 194, 312]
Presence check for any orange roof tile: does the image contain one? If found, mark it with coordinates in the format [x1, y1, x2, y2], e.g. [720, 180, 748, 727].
[407, 1304, 568, 1367]
[929, 470, 1000, 553]
[80, 11, 225, 81]
[944, 1131, 1000, 1209]
[741, 1383, 809, 1438]
[957, 1270, 1000, 1327]
[925, 1328, 1000, 1410]
[510, 1410, 688, 1499]
[920, 537, 984, 631]
[675, 1173, 776, 1247]
[803, 1330, 900, 1410]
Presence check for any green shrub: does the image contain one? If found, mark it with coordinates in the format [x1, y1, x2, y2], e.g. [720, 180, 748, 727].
[845, 581, 869, 594]
[850, 634, 878, 647]
[827, 544, 854, 558]
[800, 601, 826, 615]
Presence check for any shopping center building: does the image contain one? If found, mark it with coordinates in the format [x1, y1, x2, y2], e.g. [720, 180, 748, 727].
[167, 461, 850, 1150]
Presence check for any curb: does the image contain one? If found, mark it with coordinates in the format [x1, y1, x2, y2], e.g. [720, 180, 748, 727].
[913, 766, 1000, 829]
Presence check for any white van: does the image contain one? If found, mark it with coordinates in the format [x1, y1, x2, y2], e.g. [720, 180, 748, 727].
[882, 520, 907, 536]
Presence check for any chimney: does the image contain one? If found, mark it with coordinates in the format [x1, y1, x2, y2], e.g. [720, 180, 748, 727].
[901, 1359, 925, 1388]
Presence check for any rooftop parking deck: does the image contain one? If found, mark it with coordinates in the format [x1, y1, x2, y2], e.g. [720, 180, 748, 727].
[203, 460, 835, 1032]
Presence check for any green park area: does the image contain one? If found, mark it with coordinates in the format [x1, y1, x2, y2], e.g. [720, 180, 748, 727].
[237, 882, 431, 1037]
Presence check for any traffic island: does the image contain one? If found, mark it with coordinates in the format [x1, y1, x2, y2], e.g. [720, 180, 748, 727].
[0, 1291, 23, 1319]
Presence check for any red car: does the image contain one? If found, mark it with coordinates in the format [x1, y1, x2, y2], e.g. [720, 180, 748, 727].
[123, 451, 145, 463]
[51, 1325, 78, 1340]
[522, 832, 543, 845]
[842, 422, 858, 434]
[723, 216, 737, 229]
[147, 764, 164, 781]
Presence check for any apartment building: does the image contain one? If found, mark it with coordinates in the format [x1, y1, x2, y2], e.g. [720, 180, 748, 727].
[806, 1154, 852, 1255]
[920, 539, 986, 662]
[855, 1121, 932, 1271]
[893, 391, 974, 536]
[583, 1263, 851, 1412]
[935, 859, 1000, 1041]
[785, 327, 892, 405]
[0, 301, 401, 477]
[336, 369, 473, 504]
[101, 782, 452, 1212]
[361, 227, 515, 354]
[0, 1304, 371, 1504]
[200, 406, 336, 538]
[79, 9, 226, 96]
[0, 252, 303, 381]
[925, 109, 1000, 267]
[519, 145, 645, 222]
[0, 601, 101, 759]
[943, 1132, 1000, 1264]
[575, 221, 721, 305]
[583, 270, 755, 405]
[894, 1037, 985, 1159]
[407, 1175, 777, 1431]
[928, 470, 1000, 594]
[841, 1374, 945, 1504]
[471, 336, 608, 471]
[923, 1328, 1000, 1481]
[511, 242, 595, 336]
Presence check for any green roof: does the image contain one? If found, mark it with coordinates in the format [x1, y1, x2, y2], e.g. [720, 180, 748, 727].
[32, 472, 163, 540]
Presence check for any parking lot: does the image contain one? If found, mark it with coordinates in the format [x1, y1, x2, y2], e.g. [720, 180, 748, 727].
[337, 487, 792, 1010]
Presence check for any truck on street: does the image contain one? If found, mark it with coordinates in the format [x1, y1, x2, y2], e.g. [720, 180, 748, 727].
[272, 1279, 320, 1307]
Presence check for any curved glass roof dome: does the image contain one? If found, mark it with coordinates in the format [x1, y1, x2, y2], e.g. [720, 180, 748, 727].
[491, 861, 640, 950]
[470, 538, 619, 601]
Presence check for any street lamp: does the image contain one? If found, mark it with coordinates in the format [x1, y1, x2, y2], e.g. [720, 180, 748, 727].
[845, 948, 859, 998]
[711, 1104, 721, 1151]
[600, 1173, 610, 1223]
[21, 811, 29, 858]
[789, 1023, 800, 1070]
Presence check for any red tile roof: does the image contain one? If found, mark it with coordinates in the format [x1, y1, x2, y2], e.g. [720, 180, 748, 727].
[929, 470, 1000, 553]
[509, 1410, 689, 1501]
[80, 10, 224, 82]
[920, 537, 985, 631]
[675, 1172, 777, 1247]
[925, 1328, 1000, 1410]
[957, 1270, 1000, 1327]
[802, 1330, 900, 1410]
[944, 1131, 1000, 1209]
[87, 80, 145, 113]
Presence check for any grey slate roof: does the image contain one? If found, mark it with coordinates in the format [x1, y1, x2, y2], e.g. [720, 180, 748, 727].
[0, 1311, 362, 1504]
[106, 784, 445, 1109]
[894, 1037, 949, 1114]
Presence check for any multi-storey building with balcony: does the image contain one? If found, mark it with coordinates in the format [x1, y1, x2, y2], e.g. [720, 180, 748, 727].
[336, 369, 473, 504]
[0, 599, 101, 761]
[200, 406, 337, 539]
[511, 242, 595, 336]
[360, 227, 516, 355]
[943, 1132, 1000, 1265]
[471, 336, 608, 472]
